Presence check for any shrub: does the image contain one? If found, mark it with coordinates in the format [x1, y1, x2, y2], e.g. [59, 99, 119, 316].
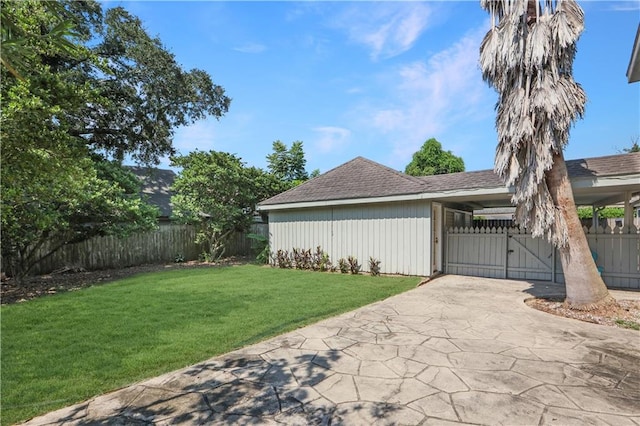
[338, 258, 349, 274]
[369, 257, 381, 276]
[312, 246, 332, 272]
[274, 249, 292, 269]
[247, 233, 270, 264]
[292, 248, 312, 270]
[577, 206, 627, 219]
[347, 256, 361, 275]
[271, 248, 373, 276]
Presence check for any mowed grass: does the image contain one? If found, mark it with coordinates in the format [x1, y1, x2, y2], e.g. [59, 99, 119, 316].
[1, 264, 418, 424]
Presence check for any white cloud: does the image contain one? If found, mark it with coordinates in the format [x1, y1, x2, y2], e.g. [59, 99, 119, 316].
[312, 126, 352, 153]
[172, 119, 220, 156]
[233, 42, 267, 54]
[332, 3, 433, 60]
[356, 24, 495, 167]
[608, 1, 640, 11]
[373, 109, 407, 133]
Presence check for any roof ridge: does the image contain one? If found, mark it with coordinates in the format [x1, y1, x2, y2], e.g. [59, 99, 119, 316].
[354, 156, 427, 186]
[417, 168, 498, 180]
[256, 157, 371, 202]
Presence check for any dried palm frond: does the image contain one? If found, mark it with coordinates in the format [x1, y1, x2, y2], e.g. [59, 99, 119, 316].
[479, 0, 586, 247]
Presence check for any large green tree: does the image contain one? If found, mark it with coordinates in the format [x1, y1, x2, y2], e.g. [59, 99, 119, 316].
[266, 140, 310, 183]
[1, 0, 229, 279]
[479, 0, 613, 309]
[1, 0, 230, 164]
[171, 151, 268, 261]
[77, 10, 229, 163]
[404, 138, 465, 176]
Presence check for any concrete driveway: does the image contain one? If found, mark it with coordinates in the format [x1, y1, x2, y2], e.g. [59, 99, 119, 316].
[23, 275, 640, 425]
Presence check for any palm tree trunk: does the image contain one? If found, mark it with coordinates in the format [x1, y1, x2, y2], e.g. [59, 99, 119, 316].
[545, 151, 615, 309]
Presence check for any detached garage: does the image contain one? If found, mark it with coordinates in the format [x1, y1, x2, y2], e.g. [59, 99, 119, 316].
[257, 153, 640, 287]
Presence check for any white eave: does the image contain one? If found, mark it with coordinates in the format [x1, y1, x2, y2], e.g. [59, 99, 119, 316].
[571, 173, 640, 190]
[257, 173, 640, 212]
[257, 187, 509, 211]
[628, 23, 640, 83]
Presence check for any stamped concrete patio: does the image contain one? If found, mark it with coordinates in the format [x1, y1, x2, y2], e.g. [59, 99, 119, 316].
[23, 275, 640, 425]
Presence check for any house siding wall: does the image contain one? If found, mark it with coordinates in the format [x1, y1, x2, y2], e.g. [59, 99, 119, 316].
[269, 201, 432, 276]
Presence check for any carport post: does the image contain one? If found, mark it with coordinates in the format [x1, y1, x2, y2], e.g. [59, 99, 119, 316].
[503, 230, 508, 279]
[551, 248, 557, 283]
[624, 191, 632, 232]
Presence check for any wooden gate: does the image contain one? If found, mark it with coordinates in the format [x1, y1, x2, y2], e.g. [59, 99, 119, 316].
[445, 225, 639, 289]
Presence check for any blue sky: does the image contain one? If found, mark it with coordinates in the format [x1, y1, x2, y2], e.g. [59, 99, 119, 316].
[113, 1, 640, 174]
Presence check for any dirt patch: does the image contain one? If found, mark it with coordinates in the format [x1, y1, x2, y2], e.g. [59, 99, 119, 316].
[1, 257, 252, 305]
[526, 297, 640, 330]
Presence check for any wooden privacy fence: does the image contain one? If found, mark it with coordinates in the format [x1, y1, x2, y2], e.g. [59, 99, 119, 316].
[26, 223, 269, 276]
[446, 225, 640, 289]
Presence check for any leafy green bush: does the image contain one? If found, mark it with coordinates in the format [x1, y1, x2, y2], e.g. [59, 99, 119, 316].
[577, 207, 626, 219]
[247, 233, 270, 264]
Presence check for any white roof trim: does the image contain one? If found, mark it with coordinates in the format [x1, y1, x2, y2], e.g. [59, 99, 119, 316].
[571, 174, 640, 189]
[258, 187, 511, 211]
[257, 173, 640, 212]
[258, 192, 437, 211]
[628, 23, 640, 83]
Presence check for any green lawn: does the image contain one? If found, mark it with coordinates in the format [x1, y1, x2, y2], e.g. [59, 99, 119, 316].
[1, 265, 418, 425]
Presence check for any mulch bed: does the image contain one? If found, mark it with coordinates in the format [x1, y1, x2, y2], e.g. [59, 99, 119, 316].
[526, 297, 640, 329]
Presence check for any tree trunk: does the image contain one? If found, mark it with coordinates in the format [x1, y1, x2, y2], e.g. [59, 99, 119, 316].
[545, 151, 615, 309]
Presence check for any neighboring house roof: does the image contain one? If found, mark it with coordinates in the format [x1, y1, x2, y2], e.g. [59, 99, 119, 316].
[127, 167, 176, 218]
[258, 152, 640, 210]
[628, 23, 640, 83]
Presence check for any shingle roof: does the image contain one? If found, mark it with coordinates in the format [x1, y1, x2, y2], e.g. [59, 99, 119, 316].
[127, 167, 176, 218]
[565, 152, 640, 178]
[259, 157, 425, 206]
[258, 152, 640, 207]
[417, 169, 503, 191]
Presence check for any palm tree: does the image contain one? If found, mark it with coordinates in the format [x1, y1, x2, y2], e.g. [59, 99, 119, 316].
[479, 0, 614, 309]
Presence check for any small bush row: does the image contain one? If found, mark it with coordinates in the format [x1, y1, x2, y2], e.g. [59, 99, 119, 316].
[272, 246, 381, 276]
